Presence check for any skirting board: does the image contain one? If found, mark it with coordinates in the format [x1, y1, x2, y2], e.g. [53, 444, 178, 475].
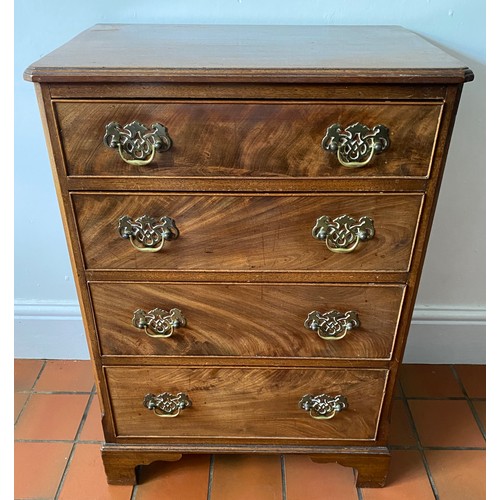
[14, 301, 486, 363]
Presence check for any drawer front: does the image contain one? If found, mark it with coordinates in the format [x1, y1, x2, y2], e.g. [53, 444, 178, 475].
[104, 366, 388, 441]
[91, 282, 405, 359]
[55, 100, 442, 178]
[73, 193, 423, 272]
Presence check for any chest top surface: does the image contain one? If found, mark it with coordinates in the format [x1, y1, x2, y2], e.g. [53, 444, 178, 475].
[24, 24, 473, 83]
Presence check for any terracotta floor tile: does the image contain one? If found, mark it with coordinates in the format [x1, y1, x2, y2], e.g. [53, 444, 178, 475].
[425, 450, 485, 499]
[14, 441, 72, 499]
[388, 399, 417, 447]
[14, 392, 29, 423]
[454, 364, 486, 399]
[285, 455, 357, 500]
[472, 400, 486, 433]
[14, 358, 44, 391]
[211, 455, 282, 500]
[15, 393, 89, 440]
[79, 395, 105, 441]
[34, 359, 94, 392]
[409, 400, 485, 448]
[59, 443, 133, 500]
[399, 364, 462, 398]
[362, 450, 434, 500]
[135, 455, 210, 499]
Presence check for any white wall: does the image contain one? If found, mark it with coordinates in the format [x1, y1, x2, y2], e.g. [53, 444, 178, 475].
[14, 1, 485, 362]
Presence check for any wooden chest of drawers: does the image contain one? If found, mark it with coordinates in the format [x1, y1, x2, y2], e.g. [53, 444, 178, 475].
[25, 24, 473, 487]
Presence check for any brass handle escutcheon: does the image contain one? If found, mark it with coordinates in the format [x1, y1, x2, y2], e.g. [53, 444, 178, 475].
[312, 214, 374, 253]
[305, 309, 360, 341]
[118, 215, 179, 253]
[300, 394, 348, 420]
[103, 121, 172, 166]
[144, 392, 192, 418]
[322, 122, 390, 168]
[133, 307, 186, 338]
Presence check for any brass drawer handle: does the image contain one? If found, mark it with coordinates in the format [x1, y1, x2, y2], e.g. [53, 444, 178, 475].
[300, 394, 348, 420]
[133, 307, 186, 338]
[104, 121, 172, 166]
[144, 392, 192, 418]
[305, 309, 360, 341]
[312, 214, 374, 253]
[322, 122, 390, 168]
[118, 215, 179, 253]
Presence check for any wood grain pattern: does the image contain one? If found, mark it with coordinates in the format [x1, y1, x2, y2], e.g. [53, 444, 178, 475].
[72, 193, 423, 272]
[55, 100, 442, 178]
[85, 269, 409, 285]
[100, 443, 390, 487]
[25, 24, 473, 488]
[48, 82, 448, 101]
[310, 450, 391, 487]
[90, 282, 405, 359]
[66, 176, 429, 194]
[24, 25, 473, 84]
[101, 446, 182, 485]
[104, 366, 388, 441]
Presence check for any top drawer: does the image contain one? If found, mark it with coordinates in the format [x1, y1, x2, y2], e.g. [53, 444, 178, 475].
[54, 100, 442, 179]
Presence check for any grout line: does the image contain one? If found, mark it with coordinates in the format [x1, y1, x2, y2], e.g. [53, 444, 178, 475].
[420, 450, 440, 500]
[398, 383, 421, 446]
[130, 484, 138, 500]
[14, 392, 33, 427]
[14, 439, 102, 444]
[422, 446, 486, 451]
[207, 454, 215, 500]
[15, 360, 48, 426]
[31, 359, 47, 391]
[449, 365, 470, 398]
[400, 379, 440, 500]
[32, 390, 94, 395]
[389, 444, 486, 451]
[281, 455, 287, 500]
[74, 392, 96, 441]
[467, 402, 486, 440]
[450, 365, 486, 440]
[53, 441, 76, 499]
[355, 468, 364, 500]
[53, 392, 95, 499]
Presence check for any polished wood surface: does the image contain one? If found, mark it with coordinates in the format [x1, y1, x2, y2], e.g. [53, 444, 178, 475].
[101, 444, 390, 487]
[90, 282, 405, 359]
[26, 24, 473, 487]
[72, 193, 423, 272]
[24, 24, 473, 84]
[48, 82, 449, 101]
[55, 100, 441, 178]
[104, 366, 388, 441]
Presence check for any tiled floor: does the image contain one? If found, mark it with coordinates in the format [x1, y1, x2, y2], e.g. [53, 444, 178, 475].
[14, 360, 486, 499]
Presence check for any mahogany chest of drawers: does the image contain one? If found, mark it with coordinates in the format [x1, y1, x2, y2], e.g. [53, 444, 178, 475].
[25, 24, 473, 487]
